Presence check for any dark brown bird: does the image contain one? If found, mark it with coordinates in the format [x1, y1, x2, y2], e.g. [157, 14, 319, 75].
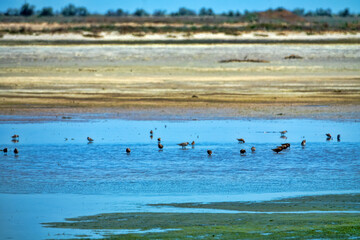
[158, 143, 163, 149]
[126, 148, 131, 153]
[326, 133, 332, 138]
[150, 130, 153, 135]
[281, 143, 290, 149]
[14, 148, 19, 154]
[11, 134, 19, 139]
[251, 146, 256, 152]
[301, 140, 306, 146]
[337, 134, 341, 141]
[158, 138, 161, 142]
[280, 130, 287, 135]
[87, 137, 94, 142]
[237, 138, 245, 143]
[240, 149, 246, 154]
[2, 148, 7, 153]
[272, 146, 283, 153]
[207, 150, 212, 155]
[191, 141, 195, 146]
[177, 142, 189, 147]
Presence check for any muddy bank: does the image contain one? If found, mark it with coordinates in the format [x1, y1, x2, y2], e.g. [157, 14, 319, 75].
[1, 44, 359, 121]
[0, 104, 359, 122]
[0, 74, 359, 121]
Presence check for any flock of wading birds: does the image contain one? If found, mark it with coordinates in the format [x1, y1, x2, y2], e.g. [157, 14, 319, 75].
[81, 130, 340, 156]
[1, 132, 340, 156]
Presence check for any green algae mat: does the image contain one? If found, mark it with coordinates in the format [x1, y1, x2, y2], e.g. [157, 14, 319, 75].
[43, 194, 360, 239]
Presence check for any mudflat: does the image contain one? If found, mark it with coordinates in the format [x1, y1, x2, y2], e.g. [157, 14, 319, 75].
[0, 44, 359, 120]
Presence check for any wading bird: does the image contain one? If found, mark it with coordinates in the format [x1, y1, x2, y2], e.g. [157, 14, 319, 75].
[237, 138, 245, 143]
[207, 150, 212, 155]
[251, 146, 256, 152]
[272, 146, 283, 153]
[301, 140, 306, 146]
[280, 130, 287, 135]
[281, 143, 290, 149]
[240, 149, 246, 154]
[177, 142, 189, 148]
[158, 143, 163, 149]
[87, 137, 94, 142]
[14, 148, 19, 154]
[126, 148, 131, 153]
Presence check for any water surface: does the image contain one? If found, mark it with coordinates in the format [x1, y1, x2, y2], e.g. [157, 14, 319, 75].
[0, 119, 359, 239]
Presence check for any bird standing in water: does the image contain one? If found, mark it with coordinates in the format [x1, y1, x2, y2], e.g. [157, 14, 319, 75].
[337, 134, 341, 141]
[326, 133, 332, 140]
[281, 143, 290, 149]
[237, 138, 245, 143]
[280, 130, 287, 135]
[177, 142, 189, 148]
[14, 148, 19, 154]
[207, 150, 212, 156]
[272, 146, 283, 153]
[158, 143, 163, 149]
[126, 148, 131, 153]
[240, 149, 246, 154]
[191, 141, 195, 146]
[87, 137, 94, 142]
[251, 146, 256, 152]
[301, 140, 306, 146]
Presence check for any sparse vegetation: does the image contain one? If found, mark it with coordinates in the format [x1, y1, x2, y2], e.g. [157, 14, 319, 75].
[39, 7, 53, 17]
[19, 3, 35, 16]
[0, 4, 358, 37]
[61, 4, 89, 16]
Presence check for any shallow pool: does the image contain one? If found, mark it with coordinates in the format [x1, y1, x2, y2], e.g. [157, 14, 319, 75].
[0, 119, 359, 239]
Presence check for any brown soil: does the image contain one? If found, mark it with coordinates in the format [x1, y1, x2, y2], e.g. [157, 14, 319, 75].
[258, 9, 306, 23]
[0, 74, 359, 121]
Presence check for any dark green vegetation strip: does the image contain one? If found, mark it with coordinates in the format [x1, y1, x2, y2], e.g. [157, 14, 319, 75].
[150, 193, 360, 212]
[43, 213, 360, 239]
[43, 194, 360, 239]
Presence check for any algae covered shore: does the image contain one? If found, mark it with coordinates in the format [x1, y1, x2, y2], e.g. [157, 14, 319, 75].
[43, 194, 360, 239]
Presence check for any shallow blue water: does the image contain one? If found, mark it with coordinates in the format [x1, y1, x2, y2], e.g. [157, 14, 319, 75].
[0, 119, 359, 195]
[0, 118, 360, 239]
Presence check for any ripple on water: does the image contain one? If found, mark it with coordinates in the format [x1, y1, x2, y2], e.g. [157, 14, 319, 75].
[0, 119, 359, 195]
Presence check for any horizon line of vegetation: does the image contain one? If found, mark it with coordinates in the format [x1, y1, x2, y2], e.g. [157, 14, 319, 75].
[2, 3, 358, 18]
